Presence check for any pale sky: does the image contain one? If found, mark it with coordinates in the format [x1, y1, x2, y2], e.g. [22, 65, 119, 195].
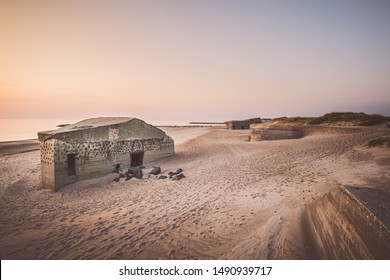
[1, 0, 389, 121]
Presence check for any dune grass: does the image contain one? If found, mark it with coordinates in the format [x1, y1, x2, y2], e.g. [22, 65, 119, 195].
[271, 116, 315, 125]
[367, 137, 390, 148]
[309, 112, 389, 126]
[272, 112, 390, 126]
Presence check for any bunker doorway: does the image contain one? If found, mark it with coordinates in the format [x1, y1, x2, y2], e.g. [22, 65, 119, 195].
[130, 151, 144, 167]
[67, 153, 76, 176]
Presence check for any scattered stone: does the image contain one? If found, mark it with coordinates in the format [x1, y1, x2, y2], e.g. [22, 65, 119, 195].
[172, 173, 185, 181]
[169, 168, 183, 178]
[128, 167, 143, 179]
[125, 172, 133, 181]
[149, 166, 161, 175]
[113, 166, 185, 182]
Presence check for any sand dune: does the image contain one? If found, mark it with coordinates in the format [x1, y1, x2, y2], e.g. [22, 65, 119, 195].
[0, 125, 389, 259]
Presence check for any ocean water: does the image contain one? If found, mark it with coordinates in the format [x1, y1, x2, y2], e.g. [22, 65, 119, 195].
[0, 119, 78, 142]
[0, 119, 214, 142]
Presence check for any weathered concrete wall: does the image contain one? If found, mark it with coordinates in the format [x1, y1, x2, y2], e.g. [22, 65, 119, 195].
[250, 127, 303, 141]
[226, 121, 250, 129]
[47, 136, 174, 191]
[40, 139, 55, 188]
[144, 135, 175, 162]
[304, 186, 390, 259]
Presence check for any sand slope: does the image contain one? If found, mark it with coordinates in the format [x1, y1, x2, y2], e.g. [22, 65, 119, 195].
[0, 125, 389, 259]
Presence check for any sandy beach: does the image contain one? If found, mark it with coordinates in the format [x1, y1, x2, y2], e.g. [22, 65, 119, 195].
[0, 125, 389, 259]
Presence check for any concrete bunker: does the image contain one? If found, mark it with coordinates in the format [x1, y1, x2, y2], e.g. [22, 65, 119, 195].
[225, 120, 250, 130]
[250, 126, 303, 141]
[38, 117, 174, 191]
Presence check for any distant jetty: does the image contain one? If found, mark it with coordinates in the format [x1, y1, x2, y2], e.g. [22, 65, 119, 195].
[189, 122, 225, 125]
[190, 117, 263, 129]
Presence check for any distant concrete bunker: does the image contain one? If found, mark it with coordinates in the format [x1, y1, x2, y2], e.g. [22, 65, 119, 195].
[250, 126, 303, 141]
[225, 118, 262, 130]
[38, 117, 174, 191]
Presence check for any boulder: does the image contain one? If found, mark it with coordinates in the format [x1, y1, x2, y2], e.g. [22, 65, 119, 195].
[172, 173, 185, 181]
[149, 166, 161, 175]
[168, 168, 183, 178]
[125, 172, 133, 181]
[128, 167, 143, 179]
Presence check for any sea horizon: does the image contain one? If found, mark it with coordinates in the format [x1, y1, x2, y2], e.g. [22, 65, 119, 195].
[0, 118, 222, 142]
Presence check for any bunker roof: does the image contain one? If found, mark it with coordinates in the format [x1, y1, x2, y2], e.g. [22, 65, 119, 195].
[40, 117, 135, 135]
[37, 117, 167, 142]
[224, 120, 250, 123]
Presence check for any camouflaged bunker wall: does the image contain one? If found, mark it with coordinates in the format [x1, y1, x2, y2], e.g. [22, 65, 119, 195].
[38, 118, 174, 191]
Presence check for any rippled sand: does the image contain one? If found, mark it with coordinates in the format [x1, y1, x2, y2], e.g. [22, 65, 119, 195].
[0, 125, 389, 259]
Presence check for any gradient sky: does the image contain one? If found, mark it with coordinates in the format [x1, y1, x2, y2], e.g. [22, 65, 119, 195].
[1, 0, 389, 121]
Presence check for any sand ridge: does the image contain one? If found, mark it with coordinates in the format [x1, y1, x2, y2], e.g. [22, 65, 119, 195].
[0, 125, 389, 259]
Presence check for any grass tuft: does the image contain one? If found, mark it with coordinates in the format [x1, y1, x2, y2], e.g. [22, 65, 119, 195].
[367, 137, 390, 148]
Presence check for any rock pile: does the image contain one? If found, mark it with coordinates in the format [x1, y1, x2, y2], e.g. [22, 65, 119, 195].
[113, 166, 185, 182]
